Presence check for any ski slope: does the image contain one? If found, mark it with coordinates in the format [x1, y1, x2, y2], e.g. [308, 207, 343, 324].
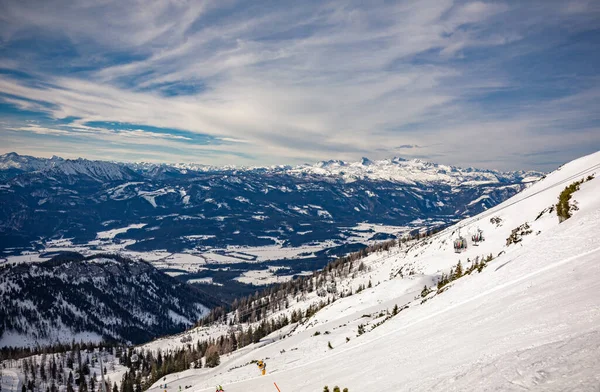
[147, 152, 600, 391]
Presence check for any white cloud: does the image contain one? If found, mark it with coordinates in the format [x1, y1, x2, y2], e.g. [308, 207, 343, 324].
[0, 0, 599, 169]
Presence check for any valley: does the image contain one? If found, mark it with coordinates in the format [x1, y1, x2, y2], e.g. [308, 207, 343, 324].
[0, 153, 541, 296]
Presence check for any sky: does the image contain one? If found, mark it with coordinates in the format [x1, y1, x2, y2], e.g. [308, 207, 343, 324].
[0, 0, 599, 171]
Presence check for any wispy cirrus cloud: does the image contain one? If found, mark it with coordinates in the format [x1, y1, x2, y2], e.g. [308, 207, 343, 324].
[0, 0, 599, 170]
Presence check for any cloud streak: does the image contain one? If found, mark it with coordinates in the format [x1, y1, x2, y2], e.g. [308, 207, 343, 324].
[0, 0, 599, 170]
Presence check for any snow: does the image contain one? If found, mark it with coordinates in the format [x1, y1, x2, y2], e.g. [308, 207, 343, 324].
[143, 151, 600, 392]
[168, 309, 192, 325]
[467, 194, 490, 206]
[96, 223, 147, 239]
[286, 157, 543, 185]
[187, 277, 223, 286]
[3, 253, 51, 265]
[0, 369, 20, 392]
[0, 329, 103, 348]
[184, 235, 216, 241]
[138, 188, 177, 207]
[234, 268, 296, 286]
[1, 348, 129, 392]
[106, 181, 144, 200]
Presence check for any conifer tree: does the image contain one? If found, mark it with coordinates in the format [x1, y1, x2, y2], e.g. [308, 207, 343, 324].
[455, 260, 463, 278]
[204, 345, 220, 368]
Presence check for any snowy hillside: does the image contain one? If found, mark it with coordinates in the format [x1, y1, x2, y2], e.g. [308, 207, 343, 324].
[138, 151, 600, 391]
[0, 254, 217, 348]
[0, 346, 129, 392]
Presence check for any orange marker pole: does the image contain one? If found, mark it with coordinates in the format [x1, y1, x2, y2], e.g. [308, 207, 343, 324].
[273, 382, 281, 392]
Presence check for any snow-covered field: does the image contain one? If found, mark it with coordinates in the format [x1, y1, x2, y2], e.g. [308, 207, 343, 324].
[234, 267, 313, 285]
[141, 151, 600, 391]
[96, 223, 147, 239]
[2, 223, 407, 281]
[187, 277, 223, 286]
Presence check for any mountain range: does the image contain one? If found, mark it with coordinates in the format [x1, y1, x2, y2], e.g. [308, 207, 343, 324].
[0, 152, 543, 293]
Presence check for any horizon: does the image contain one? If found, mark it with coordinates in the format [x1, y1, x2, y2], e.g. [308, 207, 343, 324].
[0, 150, 551, 172]
[1, 0, 600, 171]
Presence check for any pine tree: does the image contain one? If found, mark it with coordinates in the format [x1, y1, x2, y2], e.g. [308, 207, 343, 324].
[80, 377, 88, 392]
[205, 345, 220, 368]
[455, 260, 463, 278]
[392, 304, 399, 315]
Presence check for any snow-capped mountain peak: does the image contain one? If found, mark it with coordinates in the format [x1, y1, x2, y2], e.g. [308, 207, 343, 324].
[287, 156, 542, 185]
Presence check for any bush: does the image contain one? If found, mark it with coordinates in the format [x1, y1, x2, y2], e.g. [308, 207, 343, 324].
[357, 324, 365, 335]
[556, 177, 593, 222]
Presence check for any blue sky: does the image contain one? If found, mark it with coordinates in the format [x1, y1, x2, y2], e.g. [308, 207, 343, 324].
[0, 0, 599, 170]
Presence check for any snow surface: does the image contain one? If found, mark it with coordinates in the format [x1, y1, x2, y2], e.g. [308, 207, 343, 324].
[96, 223, 147, 239]
[0, 330, 103, 348]
[234, 267, 311, 286]
[143, 151, 600, 392]
[187, 277, 223, 286]
[1, 348, 129, 392]
[286, 157, 541, 185]
[0, 369, 21, 392]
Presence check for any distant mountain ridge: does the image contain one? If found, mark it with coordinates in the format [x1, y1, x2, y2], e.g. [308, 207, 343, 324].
[0, 152, 544, 293]
[0, 152, 542, 185]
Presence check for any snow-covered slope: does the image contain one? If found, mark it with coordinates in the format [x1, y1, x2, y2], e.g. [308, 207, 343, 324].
[0, 153, 139, 183]
[0, 152, 62, 171]
[143, 151, 600, 391]
[43, 158, 140, 182]
[0, 254, 215, 347]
